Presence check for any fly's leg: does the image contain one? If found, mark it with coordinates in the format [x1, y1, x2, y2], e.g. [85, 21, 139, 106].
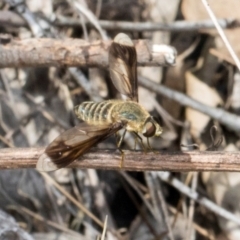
[133, 136, 137, 150]
[132, 132, 147, 152]
[116, 129, 126, 149]
[115, 129, 127, 168]
[147, 138, 153, 151]
[133, 133, 157, 153]
[147, 137, 158, 154]
[115, 132, 120, 146]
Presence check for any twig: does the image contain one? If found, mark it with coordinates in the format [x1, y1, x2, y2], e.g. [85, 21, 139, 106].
[87, 169, 116, 229]
[201, 0, 240, 71]
[168, 206, 215, 240]
[186, 172, 198, 239]
[138, 76, 240, 132]
[0, 37, 175, 68]
[148, 172, 174, 240]
[68, 67, 102, 102]
[10, 205, 82, 238]
[156, 171, 240, 226]
[0, 148, 240, 171]
[4, 1, 44, 37]
[120, 172, 156, 218]
[120, 175, 158, 237]
[1, 11, 239, 32]
[92, 19, 239, 32]
[40, 172, 104, 228]
[100, 215, 108, 240]
[71, 0, 107, 40]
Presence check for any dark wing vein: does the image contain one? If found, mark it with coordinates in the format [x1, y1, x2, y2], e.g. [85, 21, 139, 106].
[36, 122, 124, 171]
[109, 35, 138, 102]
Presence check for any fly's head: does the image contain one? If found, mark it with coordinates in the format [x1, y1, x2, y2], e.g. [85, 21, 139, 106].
[141, 116, 162, 138]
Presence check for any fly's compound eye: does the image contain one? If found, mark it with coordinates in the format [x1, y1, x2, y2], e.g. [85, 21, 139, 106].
[142, 120, 156, 137]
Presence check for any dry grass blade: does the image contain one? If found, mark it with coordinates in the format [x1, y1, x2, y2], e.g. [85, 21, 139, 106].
[40, 172, 104, 228]
[157, 172, 240, 225]
[201, 0, 240, 70]
[168, 206, 216, 240]
[8, 205, 82, 238]
[100, 215, 108, 240]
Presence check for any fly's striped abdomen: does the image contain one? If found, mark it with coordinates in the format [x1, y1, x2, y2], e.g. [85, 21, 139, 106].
[75, 101, 116, 125]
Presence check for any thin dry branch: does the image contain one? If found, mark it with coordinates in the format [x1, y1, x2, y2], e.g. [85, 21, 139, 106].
[61, 18, 240, 32]
[157, 171, 240, 226]
[139, 76, 240, 132]
[201, 0, 240, 71]
[1, 10, 239, 32]
[0, 36, 175, 68]
[0, 148, 240, 171]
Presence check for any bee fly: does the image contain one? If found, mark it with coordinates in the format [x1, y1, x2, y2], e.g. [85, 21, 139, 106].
[37, 33, 162, 171]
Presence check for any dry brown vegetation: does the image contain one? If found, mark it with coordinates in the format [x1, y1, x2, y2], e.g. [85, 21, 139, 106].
[0, 0, 240, 239]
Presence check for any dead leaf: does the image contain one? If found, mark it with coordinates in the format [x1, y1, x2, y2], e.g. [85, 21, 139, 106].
[185, 71, 223, 138]
[182, 0, 240, 20]
[182, 0, 240, 62]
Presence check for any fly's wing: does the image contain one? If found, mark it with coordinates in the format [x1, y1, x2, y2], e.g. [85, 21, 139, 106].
[36, 122, 124, 172]
[109, 33, 138, 102]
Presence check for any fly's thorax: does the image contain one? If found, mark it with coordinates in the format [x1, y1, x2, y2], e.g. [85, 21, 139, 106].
[112, 101, 163, 137]
[74, 100, 121, 125]
[111, 101, 150, 132]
